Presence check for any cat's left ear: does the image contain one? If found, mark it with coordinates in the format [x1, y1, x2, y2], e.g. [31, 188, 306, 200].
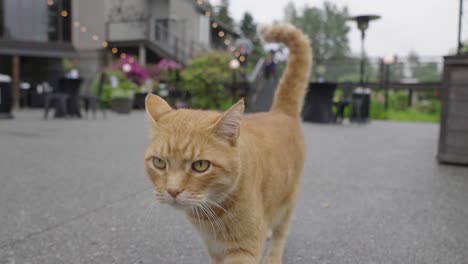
[210, 99, 244, 145]
[145, 93, 172, 124]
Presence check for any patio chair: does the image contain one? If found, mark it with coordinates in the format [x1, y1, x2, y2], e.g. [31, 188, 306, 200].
[333, 85, 353, 123]
[81, 72, 106, 119]
[43, 82, 69, 119]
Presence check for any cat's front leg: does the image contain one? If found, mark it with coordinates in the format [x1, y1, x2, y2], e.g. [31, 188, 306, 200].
[222, 251, 258, 264]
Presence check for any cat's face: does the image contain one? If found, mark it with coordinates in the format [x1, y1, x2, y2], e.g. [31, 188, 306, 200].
[144, 95, 243, 211]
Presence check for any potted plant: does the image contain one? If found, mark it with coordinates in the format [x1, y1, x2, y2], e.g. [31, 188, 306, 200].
[104, 69, 138, 114]
[111, 88, 135, 114]
[181, 51, 233, 110]
[104, 56, 149, 110]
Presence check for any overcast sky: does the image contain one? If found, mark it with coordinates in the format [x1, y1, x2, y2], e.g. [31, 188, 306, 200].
[214, 0, 462, 58]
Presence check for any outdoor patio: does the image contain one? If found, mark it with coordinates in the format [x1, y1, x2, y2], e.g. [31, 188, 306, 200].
[0, 111, 467, 264]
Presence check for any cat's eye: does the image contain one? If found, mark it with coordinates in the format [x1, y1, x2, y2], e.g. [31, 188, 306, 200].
[192, 160, 210, 173]
[152, 157, 167, 170]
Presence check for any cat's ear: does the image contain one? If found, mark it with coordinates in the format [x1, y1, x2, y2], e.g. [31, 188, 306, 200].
[210, 99, 244, 145]
[145, 94, 172, 124]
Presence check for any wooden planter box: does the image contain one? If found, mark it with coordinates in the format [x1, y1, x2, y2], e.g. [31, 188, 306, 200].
[437, 55, 468, 165]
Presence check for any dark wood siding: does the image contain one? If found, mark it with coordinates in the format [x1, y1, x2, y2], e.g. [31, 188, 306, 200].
[438, 55, 468, 165]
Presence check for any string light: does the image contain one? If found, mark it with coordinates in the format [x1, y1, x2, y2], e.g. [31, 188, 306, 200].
[234, 51, 240, 57]
[72, 18, 128, 60]
[205, 11, 211, 17]
[211, 22, 218, 28]
[47, 0, 54, 6]
[61, 10, 68, 17]
[230, 46, 236, 52]
[224, 39, 230, 45]
[218, 31, 225, 37]
[239, 56, 245, 62]
[197, 0, 203, 4]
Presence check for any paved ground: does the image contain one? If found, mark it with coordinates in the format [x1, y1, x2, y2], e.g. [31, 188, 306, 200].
[1, 111, 467, 264]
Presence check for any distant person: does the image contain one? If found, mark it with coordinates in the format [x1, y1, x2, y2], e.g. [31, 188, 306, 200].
[264, 50, 276, 79]
[65, 59, 80, 79]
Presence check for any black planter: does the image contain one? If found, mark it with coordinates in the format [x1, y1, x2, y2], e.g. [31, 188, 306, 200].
[302, 82, 337, 123]
[133, 92, 148, 109]
[111, 98, 133, 114]
[350, 90, 371, 123]
[0, 81, 13, 119]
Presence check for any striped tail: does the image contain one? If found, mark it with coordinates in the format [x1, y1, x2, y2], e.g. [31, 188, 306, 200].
[257, 24, 313, 117]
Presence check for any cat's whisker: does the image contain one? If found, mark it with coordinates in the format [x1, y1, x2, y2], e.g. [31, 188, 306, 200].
[196, 203, 218, 243]
[204, 198, 240, 226]
[201, 202, 229, 244]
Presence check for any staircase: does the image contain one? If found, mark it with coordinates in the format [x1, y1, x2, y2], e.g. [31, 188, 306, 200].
[247, 58, 279, 112]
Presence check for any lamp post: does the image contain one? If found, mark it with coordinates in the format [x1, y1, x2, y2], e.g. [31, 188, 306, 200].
[457, 0, 464, 54]
[383, 55, 396, 111]
[348, 15, 381, 87]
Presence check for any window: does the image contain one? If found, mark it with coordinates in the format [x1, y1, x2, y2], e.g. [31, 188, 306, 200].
[0, 0, 4, 38]
[3, 0, 71, 42]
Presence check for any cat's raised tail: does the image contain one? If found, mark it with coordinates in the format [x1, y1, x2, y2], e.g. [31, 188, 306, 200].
[258, 24, 312, 118]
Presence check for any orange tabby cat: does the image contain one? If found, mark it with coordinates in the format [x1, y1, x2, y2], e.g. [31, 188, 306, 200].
[144, 24, 312, 263]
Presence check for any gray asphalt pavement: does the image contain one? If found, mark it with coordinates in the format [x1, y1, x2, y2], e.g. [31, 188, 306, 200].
[1, 111, 467, 264]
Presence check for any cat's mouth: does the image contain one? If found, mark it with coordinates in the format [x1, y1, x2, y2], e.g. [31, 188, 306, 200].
[155, 192, 203, 211]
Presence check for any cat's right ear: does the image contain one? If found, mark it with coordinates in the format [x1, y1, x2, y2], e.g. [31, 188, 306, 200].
[145, 94, 172, 124]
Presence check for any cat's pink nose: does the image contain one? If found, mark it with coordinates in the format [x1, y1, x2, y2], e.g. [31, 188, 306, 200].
[167, 188, 184, 198]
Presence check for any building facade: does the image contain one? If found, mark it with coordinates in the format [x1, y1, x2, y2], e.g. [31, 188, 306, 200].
[0, 0, 239, 107]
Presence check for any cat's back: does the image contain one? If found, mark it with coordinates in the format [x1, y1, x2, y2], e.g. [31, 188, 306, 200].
[242, 112, 304, 159]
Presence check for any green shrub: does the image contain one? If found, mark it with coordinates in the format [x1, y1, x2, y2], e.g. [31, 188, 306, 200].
[92, 69, 138, 106]
[390, 91, 409, 111]
[181, 51, 234, 110]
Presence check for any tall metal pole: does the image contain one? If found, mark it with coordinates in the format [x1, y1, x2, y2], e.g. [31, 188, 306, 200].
[458, 0, 463, 54]
[360, 29, 365, 86]
[385, 63, 390, 111]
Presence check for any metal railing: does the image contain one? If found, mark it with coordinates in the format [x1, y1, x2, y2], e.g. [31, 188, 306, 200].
[246, 57, 265, 108]
[106, 18, 208, 64]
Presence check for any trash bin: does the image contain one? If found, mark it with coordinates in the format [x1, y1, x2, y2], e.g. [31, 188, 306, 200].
[0, 74, 13, 119]
[302, 82, 337, 123]
[350, 87, 371, 123]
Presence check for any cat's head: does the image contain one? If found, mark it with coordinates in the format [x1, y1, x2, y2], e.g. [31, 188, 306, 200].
[144, 94, 244, 211]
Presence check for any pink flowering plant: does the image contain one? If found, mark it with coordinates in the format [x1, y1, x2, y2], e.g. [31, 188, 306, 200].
[107, 56, 148, 86]
[152, 58, 182, 83]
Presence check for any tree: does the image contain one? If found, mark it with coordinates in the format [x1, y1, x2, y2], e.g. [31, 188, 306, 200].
[215, 0, 234, 29]
[284, 2, 351, 81]
[407, 51, 441, 82]
[283, 2, 298, 24]
[239, 11, 264, 62]
[240, 12, 256, 39]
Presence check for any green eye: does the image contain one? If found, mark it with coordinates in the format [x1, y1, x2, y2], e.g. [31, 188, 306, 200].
[192, 160, 210, 172]
[153, 157, 167, 169]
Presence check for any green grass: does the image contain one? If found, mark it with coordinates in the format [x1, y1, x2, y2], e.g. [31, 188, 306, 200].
[334, 90, 441, 123]
[369, 101, 440, 123]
